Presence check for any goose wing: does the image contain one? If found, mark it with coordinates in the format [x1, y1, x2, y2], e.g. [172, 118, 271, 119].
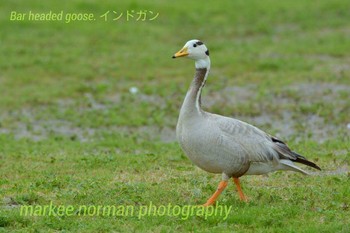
[211, 113, 321, 170]
[212, 114, 277, 163]
[270, 136, 321, 170]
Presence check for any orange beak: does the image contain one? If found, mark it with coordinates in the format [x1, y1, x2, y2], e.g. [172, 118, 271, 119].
[172, 47, 189, 58]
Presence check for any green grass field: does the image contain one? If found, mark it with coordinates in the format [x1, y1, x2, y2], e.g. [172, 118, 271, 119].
[1, 0, 350, 232]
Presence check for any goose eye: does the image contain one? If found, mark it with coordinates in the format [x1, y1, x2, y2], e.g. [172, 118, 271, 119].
[193, 44, 197, 47]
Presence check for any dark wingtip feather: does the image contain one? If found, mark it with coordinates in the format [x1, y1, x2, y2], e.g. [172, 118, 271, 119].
[294, 156, 321, 170]
[271, 136, 321, 171]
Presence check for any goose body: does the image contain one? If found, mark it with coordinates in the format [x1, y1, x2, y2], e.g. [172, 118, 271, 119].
[173, 39, 321, 205]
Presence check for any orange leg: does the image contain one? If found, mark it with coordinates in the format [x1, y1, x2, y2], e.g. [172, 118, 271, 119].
[233, 178, 247, 201]
[203, 180, 228, 206]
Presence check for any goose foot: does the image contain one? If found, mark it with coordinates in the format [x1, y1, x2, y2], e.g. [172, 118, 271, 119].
[202, 180, 228, 206]
[233, 177, 248, 202]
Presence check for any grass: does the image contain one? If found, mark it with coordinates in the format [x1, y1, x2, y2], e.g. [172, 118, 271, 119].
[1, 0, 350, 232]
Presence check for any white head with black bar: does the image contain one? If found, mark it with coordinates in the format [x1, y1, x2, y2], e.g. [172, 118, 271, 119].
[172, 39, 210, 69]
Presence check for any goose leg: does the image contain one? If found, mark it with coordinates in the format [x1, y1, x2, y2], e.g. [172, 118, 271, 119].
[233, 177, 247, 201]
[203, 180, 228, 206]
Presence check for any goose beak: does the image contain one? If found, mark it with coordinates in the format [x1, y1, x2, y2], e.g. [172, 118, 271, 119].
[172, 47, 189, 58]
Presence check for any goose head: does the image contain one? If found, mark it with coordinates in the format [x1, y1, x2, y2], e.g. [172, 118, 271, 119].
[172, 39, 210, 69]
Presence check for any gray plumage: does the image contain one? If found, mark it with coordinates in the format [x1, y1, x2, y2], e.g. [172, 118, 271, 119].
[175, 43, 320, 181]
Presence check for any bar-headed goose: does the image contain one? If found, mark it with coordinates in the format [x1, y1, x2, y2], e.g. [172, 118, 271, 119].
[172, 39, 321, 206]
